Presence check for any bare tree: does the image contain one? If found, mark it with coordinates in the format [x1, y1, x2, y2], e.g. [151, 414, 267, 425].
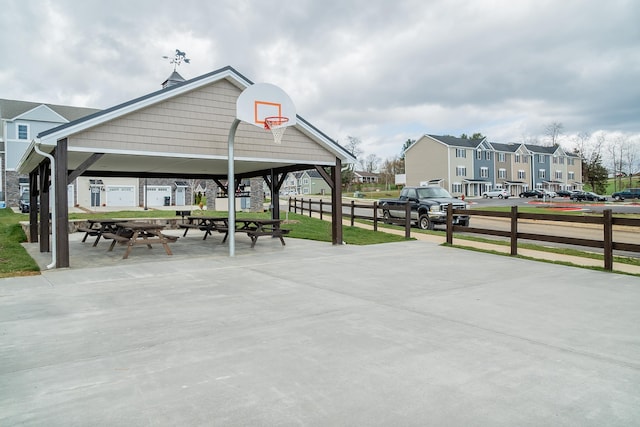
[379, 156, 404, 190]
[344, 136, 364, 159]
[544, 122, 564, 146]
[364, 153, 381, 173]
[187, 178, 200, 204]
[607, 136, 625, 191]
[623, 138, 639, 187]
[341, 136, 363, 189]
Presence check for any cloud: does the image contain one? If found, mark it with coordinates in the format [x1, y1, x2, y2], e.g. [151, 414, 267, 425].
[1, 0, 638, 161]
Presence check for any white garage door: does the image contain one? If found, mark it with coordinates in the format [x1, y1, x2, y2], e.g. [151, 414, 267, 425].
[145, 186, 172, 207]
[106, 186, 136, 207]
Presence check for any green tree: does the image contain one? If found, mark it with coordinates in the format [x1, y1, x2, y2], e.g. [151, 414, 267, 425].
[584, 159, 609, 194]
[400, 139, 415, 159]
[574, 132, 607, 193]
[460, 133, 485, 140]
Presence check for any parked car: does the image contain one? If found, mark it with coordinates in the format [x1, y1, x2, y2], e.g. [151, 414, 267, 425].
[570, 191, 606, 202]
[19, 192, 31, 213]
[585, 192, 607, 202]
[611, 188, 640, 201]
[482, 189, 510, 199]
[542, 190, 557, 198]
[569, 191, 587, 201]
[519, 189, 544, 198]
[556, 190, 574, 197]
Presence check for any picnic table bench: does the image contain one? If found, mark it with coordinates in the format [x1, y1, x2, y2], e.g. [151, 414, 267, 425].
[178, 216, 290, 248]
[233, 219, 290, 248]
[179, 216, 229, 240]
[78, 219, 121, 246]
[104, 222, 178, 259]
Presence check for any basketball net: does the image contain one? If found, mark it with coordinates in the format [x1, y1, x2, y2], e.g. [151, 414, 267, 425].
[264, 116, 289, 144]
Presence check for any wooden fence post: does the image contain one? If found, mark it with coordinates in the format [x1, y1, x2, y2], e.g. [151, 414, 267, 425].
[510, 205, 518, 256]
[404, 201, 411, 239]
[446, 204, 453, 244]
[350, 200, 355, 226]
[373, 201, 378, 232]
[309, 198, 312, 217]
[319, 199, 323, 220]
[604, 209, 613, 270]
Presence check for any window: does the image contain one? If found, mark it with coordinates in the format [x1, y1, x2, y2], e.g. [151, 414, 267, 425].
[515, 154, 520, 163]
[476, 150, 482, 160]
[498, 153, 505, 162]
[568, 158, 575, 166]
[555, 170, 562, 180]
[559, 157, 564, 164]
[568, 171, 575, 180]
[17, 123, 29, 140]
[538, 154, 546, 163]
[553, 156, 558, 164]
[455, 166, 467, 176]
[498, 169, 506, 179]
[518, 170, 526, 179]
[452, 183, 462, 193]
[456, 148, 466, 158]
[480, 167, 488, 178]
[538, 169, 546, 179]
[485, 151, 491, 161]
[303, 178, 309, 185]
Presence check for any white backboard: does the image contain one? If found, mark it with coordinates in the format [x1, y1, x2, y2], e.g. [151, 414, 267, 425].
[237, 83, 296, 128]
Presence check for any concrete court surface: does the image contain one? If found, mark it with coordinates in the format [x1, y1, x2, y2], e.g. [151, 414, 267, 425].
[1, 233, 640, 426]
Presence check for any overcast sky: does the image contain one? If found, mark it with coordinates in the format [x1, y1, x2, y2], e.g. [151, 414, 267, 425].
[2, 0, 638, 161]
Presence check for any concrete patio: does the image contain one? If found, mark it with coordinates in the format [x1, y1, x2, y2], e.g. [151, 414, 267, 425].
[1, 233, 639, 426]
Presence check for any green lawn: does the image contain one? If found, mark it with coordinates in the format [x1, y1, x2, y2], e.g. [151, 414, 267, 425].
[0, 208, 40, 277]
[0, 208, 409, 278]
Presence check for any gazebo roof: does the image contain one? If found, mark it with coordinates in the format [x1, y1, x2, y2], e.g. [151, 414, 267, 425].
[17, 65, 355, 179]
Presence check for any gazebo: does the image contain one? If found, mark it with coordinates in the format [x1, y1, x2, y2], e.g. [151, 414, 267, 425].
[17, 66, 356, 268]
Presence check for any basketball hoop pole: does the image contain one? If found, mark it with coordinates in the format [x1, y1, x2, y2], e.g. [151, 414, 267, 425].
[227, 118, 240, 257]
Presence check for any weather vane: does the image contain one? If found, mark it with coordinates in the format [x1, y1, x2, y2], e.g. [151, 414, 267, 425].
[163, 49, 191, 71]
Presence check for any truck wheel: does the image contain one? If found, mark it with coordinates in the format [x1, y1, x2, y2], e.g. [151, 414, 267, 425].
[418, 214, 433, 230]
[382, 210, 391, 222]
[460, 219, 470, 227]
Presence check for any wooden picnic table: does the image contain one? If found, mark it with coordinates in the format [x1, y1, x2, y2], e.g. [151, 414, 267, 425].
[229, 218, 290, 248]
[179, 216, 229, 240]
[179, 216, 290, 247]
[102, 221, 177, 259]
[77, 219, 121, 247]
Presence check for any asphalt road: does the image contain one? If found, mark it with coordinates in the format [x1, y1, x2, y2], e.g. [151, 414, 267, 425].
[465, 197, 640, 258]
[473, 195, 640, 214]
